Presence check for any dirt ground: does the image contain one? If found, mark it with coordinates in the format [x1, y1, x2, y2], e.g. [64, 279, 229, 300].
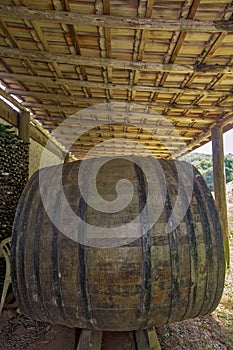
[0, 183, 232, 349]
[0, 309, 76, 349]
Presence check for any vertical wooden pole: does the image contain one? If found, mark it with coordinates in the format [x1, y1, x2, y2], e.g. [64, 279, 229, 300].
[135, 329, 162, 350]
[147, 328, 162, 350]
[64, 152, 71, 163]
[18, 110, 30, 180]
[77, 330, 102, 350]
[135, 330, 149, 349]
[18, 110, 30, 143]
[211, 125, 230, 267]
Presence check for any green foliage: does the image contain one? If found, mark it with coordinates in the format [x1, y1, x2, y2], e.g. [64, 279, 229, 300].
[202, 167, 215, 192]
[225, 157, 233, 183]
[180, 153, 233, 191]
[196, 159, 212, 171]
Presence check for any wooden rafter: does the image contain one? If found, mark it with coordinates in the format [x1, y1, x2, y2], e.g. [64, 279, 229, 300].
[30, 117, 204, 133]
[0, 71, 232, 97]
[42, 132, 194, 144]
[157, 0, 202, 104]
[95, 0, 112, 99]
[0, 5, 233, 32]
[29, 19, 71, 97]
[174, 114, 233, 158]
[0, 97, 66, 158]
[0, 17, 55, 119]
[36, 122, 194, 141]
[0, 18, 52, 102]
[5, 88, 232, 113]
[2, 46, 232, 74]
[30, 112, 212, 130]
[58, 0, 92, 98]
[19, 102, 221, 124]
[70, 142, 181, 149]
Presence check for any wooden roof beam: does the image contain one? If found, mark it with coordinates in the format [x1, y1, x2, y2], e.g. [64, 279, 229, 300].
[1, 46, 233, 75]
[0, 5, 233, 32]
[55, 144, 177, 150]
[75, 152, 171, 159]
[0, 71, 232, 97]
[157, 0, 202, 102]
[36, 115, 208, 129]
[39, 118, 203, 133]
[6, 88, 232, 113]
[95, 0, 112, 99]
[58, 0, 92, 98]
[44, 129, 194, 143]
[0, 93, 67, 158]
[173, 114, 233, 158]
[128, 0, 149, 101]
[70, 141, 181, 149]
[56, 131, 192, 142]
[72, 148, 172, 154]
[29, 20, 72, 98]
[0, 20, 52, 98]
[23, 103, 215, 126]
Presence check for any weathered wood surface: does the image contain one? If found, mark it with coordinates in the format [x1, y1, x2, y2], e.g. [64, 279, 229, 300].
[1, 46, 233, 74]
[77, 330, 102, 350]
[212, 125, 230, 267]
[5, 89, 233, 113]
[147, 328, 162, 350]
[0, 5, 233, 32]
[0, 71, 231, 97]
[11, 156, 225, 330]
[18, 110, 30, 144]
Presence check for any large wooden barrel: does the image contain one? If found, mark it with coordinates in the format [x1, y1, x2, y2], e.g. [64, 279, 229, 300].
[11, 156, 225, 331]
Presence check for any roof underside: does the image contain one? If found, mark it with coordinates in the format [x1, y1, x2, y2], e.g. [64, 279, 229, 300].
[0, 0, 233, 159]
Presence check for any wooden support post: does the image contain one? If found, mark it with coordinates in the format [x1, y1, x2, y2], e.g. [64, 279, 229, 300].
[18, 110, 30, 143]
[64, 152, 73, 163]
[211, 125, 230, 267]
[18, 110, 30, 180]
[147, 328, 162, 350]
[135, 329, 161, 350]
[0, 99, 18, 127]
[135, 330, 149, 349]
[77, 329, 102, 350]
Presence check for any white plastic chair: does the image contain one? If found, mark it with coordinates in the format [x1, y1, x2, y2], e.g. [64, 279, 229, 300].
[0, 237, 12, 314]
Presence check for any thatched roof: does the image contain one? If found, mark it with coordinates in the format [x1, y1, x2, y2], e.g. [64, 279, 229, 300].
[0, 0, 232, 158]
